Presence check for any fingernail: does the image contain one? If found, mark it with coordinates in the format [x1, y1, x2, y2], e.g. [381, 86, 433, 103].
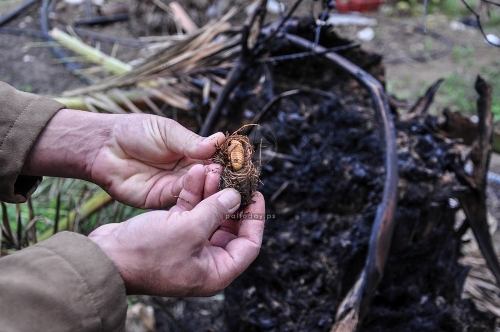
[218, 189, 241, 211]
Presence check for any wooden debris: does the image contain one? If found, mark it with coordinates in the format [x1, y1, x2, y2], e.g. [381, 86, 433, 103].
[456, 77, 500, 286]
[168, 1, 199, 34]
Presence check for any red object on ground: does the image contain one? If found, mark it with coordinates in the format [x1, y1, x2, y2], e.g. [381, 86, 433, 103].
[335, 0, 383, 12]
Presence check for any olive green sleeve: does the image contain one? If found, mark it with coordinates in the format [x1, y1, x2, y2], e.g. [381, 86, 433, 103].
[0, 232, 127, 331]
[0, 82, 65, 203]
[0, 83, 128, 331]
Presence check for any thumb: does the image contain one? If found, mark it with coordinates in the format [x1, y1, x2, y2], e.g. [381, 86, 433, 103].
[186, 188, 241, 237]
[162, 119, 225, 159]
[187, 131, 226, 160]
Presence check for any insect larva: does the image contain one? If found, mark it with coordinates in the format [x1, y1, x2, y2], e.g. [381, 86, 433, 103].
[228, 140, 244, 171]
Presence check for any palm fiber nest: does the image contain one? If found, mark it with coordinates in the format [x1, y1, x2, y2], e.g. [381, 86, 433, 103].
[212, 125, 261, 211]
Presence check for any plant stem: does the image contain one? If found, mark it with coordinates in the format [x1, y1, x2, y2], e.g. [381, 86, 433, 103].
[49, 27, 132, 75]
[37, 189, 113, 242]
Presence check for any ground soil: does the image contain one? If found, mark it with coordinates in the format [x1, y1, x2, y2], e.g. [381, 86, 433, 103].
[2, 4, 499, 98]
[356, 12, 499, 110]
[1, 1, 500, 331]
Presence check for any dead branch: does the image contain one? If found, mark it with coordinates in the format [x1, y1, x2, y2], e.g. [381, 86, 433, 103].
[199, 0, 268, 136]
[257, 43, 359, 63]
[482, 0, 500, 6]
[438, 108, 478, 146]
[199, 0, 310, 136]
[458, 76, 500, 286]
[408, 78, 444, 115]
[0, 0, 38, 26]
[257, 0, 305, 53]
[459, 0, 500, 48]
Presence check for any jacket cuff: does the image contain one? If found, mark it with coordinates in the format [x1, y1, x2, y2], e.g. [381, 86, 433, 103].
[0, 232, 127, 331]
[0, 82, 65, 203]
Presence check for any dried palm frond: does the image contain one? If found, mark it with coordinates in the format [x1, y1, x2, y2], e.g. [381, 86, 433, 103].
[48, 7, 242, 118]
[49, 28, 133, 75]
[461, 250, 500, 317]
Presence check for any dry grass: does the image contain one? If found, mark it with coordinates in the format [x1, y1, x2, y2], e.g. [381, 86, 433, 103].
[461, 252, 500, 317]
[52, 8, 242, 115]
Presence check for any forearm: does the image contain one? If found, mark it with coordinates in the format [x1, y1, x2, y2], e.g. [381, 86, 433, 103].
[21, 109, 116, 181]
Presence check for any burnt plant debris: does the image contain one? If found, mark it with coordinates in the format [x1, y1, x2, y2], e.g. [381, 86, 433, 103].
[223, 72, 494, 332]
[151, 15, 496, 332]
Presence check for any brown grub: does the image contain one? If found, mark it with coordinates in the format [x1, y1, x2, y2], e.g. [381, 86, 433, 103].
[212, 125, 261, 210]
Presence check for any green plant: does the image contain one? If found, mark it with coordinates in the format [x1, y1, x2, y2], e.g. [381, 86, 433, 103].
[438, 73, 477, 112]
[387, 74, 419, 100]
[418, 0, 470, 18]
[490, 12, 500, 26]
[431, 68, 500, 121]
[436, 0, 466, 17]
[19, 83, 34, 93]
[480, 61, 500, 120]
[1, 177, 144, 254]
[1, 201, 38, 253]
[127, 295, 140, 307]
[452, 45, 475, 64]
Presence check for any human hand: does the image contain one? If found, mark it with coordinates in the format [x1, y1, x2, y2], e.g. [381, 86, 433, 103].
[89, 165, 265, 296]
[88, 113, 226, 208]
[22, 109, 226, 208]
